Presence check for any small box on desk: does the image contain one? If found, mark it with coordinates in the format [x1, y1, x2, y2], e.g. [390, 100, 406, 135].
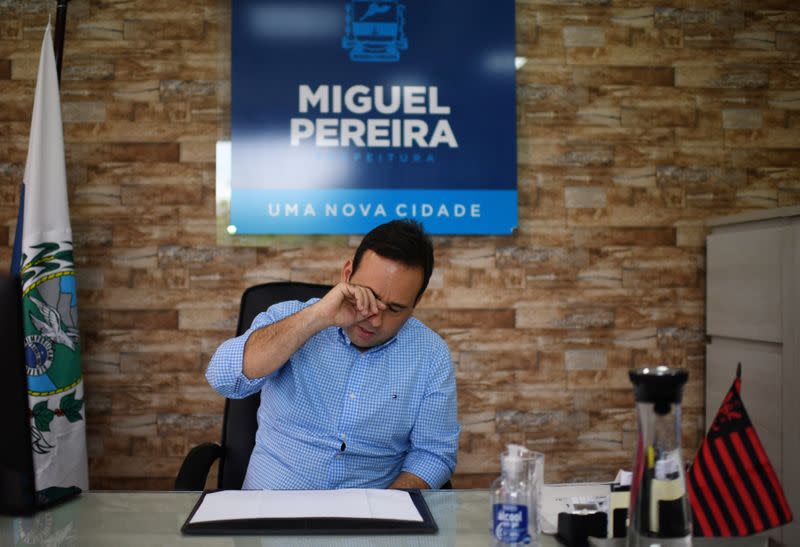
[557, 511, 608, 547]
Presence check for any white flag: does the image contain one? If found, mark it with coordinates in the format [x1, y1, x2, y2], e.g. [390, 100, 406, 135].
[15, 23, 89, 491]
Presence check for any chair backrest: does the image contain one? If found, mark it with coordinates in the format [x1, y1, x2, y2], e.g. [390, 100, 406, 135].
[217, 281, 331, 490]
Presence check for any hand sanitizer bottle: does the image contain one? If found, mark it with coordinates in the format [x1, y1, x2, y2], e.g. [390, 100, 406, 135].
[491, 444, 533, 546]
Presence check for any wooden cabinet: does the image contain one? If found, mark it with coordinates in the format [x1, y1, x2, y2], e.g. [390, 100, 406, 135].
[706, 207, 800, 546]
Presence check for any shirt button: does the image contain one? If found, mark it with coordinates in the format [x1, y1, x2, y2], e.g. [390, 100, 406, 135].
[349, 392, 356, 400]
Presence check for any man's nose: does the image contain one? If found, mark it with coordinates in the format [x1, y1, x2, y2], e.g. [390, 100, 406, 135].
[368, 309, 383, 328]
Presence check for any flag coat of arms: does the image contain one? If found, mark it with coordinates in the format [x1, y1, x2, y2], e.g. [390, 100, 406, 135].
[687, 367, 792, 536]
[10, 23, 88, 491]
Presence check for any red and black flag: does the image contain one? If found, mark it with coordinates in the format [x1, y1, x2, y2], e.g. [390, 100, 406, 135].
[687, 365, 793, 536]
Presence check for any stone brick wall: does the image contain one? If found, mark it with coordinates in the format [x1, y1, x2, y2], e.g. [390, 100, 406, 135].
[1, 1, 798, 490]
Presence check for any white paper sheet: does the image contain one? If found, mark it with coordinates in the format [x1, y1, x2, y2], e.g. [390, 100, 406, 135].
[189, 489, 423, 524]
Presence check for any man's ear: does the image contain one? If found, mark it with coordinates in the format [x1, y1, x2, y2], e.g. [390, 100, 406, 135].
[341, 259, 353, 283]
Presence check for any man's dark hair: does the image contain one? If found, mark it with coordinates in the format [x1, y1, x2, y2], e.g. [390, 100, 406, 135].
[352, 219, 434, 304]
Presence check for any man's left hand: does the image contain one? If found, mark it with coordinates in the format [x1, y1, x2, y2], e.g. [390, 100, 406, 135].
[389, 471, 430, 489]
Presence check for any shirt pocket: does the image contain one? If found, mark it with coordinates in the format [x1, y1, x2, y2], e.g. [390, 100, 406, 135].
[355, 383, 414, 447]
[384, 385, 416, 442]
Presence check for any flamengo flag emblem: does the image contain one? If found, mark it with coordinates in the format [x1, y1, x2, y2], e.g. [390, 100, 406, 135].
[10, 23, 88, 491]
[687, 365, 792, 536]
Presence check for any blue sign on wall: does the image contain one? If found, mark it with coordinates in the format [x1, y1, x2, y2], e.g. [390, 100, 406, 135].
[230, 0, 517, 235]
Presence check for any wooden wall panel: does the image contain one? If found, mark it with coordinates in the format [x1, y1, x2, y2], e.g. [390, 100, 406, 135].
[1, 1, 798, 490]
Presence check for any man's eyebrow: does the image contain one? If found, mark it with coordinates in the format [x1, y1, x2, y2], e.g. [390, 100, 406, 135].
[368, 287, 408, 310]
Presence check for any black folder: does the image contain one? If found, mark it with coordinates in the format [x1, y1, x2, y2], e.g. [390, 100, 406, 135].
[181, 489, 438, 535]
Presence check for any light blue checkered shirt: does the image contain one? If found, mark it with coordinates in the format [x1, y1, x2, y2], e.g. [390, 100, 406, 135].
[205, 299, 460, 490]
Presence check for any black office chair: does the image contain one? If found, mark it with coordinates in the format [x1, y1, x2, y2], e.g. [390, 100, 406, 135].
[175, 280, 453, 490]
[175, 281, 332, 491]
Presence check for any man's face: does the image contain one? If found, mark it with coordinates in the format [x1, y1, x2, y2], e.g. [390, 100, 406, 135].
[341, 250, 424, 350]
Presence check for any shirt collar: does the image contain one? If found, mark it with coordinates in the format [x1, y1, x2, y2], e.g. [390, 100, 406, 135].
[335, 326, 401, 354]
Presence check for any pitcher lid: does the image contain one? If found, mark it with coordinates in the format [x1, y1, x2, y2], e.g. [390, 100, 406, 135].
[629, 366, 689, 413]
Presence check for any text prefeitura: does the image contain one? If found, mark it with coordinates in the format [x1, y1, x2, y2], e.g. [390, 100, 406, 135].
[290, 85, 458, 148]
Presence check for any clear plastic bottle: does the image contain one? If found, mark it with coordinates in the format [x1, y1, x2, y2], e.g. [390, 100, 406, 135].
[491, 444, 534, 546]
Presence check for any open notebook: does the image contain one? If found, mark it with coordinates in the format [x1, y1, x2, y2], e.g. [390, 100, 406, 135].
[182, 488, 438, 535]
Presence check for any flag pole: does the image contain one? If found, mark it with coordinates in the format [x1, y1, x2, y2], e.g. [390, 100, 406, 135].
[53, 0, 70, 84]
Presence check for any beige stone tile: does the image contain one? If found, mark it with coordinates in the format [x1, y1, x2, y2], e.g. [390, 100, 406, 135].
[565, 187, 608, 209]
[563, 26, 607, 48]
[83, 309, 179, 331]
[0, 20, 22, 41]
[178, 307, 238, 331]
[75, 19, 124, 40]
[724, 127, 800, 148]
[722, 108, 763, 129]
[565, 349, 607, 371]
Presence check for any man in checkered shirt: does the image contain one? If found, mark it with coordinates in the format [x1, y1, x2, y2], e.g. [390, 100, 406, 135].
[206, 219, 460, 490]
